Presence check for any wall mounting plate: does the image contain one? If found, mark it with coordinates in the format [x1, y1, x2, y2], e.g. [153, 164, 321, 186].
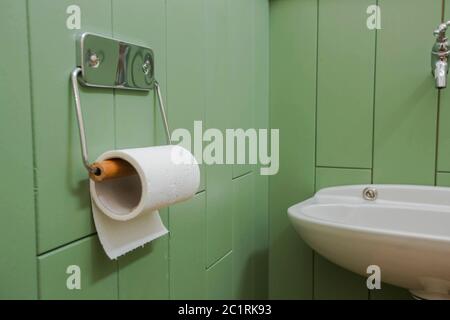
[77, 32, 154, 91]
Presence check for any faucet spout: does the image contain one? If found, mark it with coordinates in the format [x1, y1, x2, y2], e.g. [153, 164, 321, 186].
[432, 21, 450, 89]
[435, 60, 448, 89]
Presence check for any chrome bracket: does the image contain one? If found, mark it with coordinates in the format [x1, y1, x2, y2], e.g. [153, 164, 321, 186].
[71, 32, 171, 173]
[77, 32, 155, 90]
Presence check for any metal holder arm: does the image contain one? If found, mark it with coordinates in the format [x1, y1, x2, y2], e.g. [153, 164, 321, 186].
[70, 32, 172, 174]
[71, 67, 93, 173]
[154, 80, 172, 145]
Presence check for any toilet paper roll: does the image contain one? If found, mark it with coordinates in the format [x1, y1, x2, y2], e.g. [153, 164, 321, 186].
[90, 145, 200, 259]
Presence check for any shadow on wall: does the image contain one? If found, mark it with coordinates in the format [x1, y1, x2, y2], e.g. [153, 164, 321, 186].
[235, 249, 269, 300]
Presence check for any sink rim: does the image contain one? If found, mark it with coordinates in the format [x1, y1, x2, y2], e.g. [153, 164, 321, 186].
[289, 203, 450, 246]
[288, 185, 450, 246]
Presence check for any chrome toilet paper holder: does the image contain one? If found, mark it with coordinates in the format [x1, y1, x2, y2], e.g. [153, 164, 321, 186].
[71, 32, 171, 174]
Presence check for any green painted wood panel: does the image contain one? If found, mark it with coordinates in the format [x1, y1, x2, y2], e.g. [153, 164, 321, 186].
[436, 172, 450, 186]
[167, 0, 206, 191]
[207, 251, 233, 299]
[112, 0, 164, 150]
[232, 173, 254, 299]
[205, 163, 233, 268]
[314, 256, 368, 300]
[117, 225, 169, 300]
[314, 167, 371, 300]
[169, 193, 206, 299]
[0, 0, 37, 299]
[229, 0, 254, 178]
[253, 173, 269, 299]
[371, 0, 438, 299]
[316, 0, 375, 168]
[108, 0, 170, 300]
[369, 283, 412, 300]
[373, 0, 439, 184]
[28, 0, 114, 253]
[316, 167, 372, 191]
[438, 90, 450, 172]
[204, 0, 233, 267]
[438, 1, 450, 172]
[269, 0, 317, 299]
[252, 0, 270, 300]
[38, 236, 118, 299]
[0, 0, 270, 300]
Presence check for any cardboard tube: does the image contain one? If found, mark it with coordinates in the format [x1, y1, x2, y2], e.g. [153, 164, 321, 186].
[89, 159, 137, 182]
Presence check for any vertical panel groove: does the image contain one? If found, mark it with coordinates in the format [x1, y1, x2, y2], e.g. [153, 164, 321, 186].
[436, 0, 446, 185]
[110, 0, 120, 300]
[313, 0, 320, 300]
[442, 0, 446, 22]
[370, 0, 379, 184]
[165, 0, 171, 300]
[435, 91, 441, 186]
[25, 0, 39, 298]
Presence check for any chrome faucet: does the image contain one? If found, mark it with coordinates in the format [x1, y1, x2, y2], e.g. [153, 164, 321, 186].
[432, 22, 450, 89]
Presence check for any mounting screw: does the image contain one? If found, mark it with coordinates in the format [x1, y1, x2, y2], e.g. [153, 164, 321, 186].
[142, 60, 152, 75]
[362, 187, 377, 201]
[88, 52, 100, 68]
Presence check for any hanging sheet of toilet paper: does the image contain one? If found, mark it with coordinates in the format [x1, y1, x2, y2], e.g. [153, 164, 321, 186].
[90, 145, 200, 259]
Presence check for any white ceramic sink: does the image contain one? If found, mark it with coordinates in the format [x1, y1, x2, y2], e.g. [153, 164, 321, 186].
[288, 184, 450, 300]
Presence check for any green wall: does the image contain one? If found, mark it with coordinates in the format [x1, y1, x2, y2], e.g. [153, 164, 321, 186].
[0, 0, 37, 299]
[4, 0, 446, 301]
[269, 0, 446, 300]
[1, 0, 269, 299]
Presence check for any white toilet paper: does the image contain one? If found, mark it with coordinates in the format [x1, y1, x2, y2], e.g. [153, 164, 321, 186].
[90, 145, 200, 259]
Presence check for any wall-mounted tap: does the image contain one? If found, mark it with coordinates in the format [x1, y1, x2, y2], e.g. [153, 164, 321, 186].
[432, 22, 450, 89]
